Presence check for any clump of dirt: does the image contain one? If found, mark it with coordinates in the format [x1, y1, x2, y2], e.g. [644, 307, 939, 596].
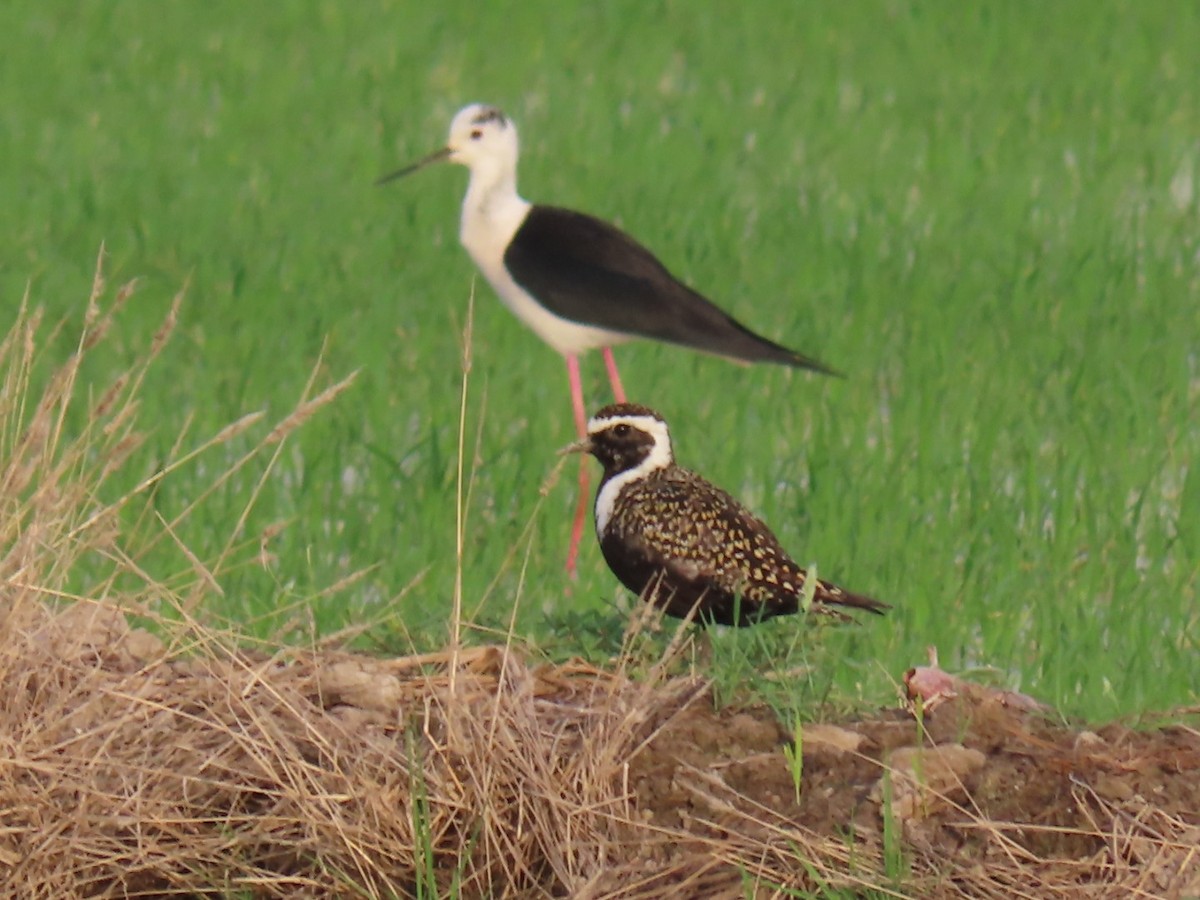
[630, 682, 1200, 891]
[2, 598, 1197, 898]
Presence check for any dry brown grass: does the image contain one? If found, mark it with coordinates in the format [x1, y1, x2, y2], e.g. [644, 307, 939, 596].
[2, 258, 1197, 898]
[5, 600, 1198, 899]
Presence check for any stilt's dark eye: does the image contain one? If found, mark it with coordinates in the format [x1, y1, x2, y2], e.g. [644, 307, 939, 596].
[470, 129, 483, 139]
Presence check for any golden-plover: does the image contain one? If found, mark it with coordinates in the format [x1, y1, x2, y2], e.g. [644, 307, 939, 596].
[563, 403, 887, 627]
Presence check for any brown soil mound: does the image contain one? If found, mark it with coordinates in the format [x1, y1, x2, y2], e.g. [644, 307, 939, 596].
[2, 600, 1197, 898]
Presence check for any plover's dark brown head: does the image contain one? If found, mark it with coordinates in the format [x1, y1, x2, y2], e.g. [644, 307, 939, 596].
[563, 403, 673, 479]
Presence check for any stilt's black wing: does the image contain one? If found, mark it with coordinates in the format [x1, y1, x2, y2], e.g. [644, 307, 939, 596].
[503, 205, 836, 374]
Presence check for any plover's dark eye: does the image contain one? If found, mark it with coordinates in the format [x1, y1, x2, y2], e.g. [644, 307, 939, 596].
[613, 424, 631, 437]
[470, 129, 483, 139]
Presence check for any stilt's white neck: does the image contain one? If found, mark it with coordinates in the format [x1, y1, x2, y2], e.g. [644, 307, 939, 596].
[460, 167, 530, 257]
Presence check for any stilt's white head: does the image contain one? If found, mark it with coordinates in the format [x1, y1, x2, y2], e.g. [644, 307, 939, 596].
[445, 104, 519, 176]
[376, 103, 519, 188]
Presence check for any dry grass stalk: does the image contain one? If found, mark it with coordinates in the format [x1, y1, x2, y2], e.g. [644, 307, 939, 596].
[0, 255, 351, 621]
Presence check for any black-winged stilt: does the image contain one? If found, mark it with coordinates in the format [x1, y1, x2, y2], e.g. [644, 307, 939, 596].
[379, 104, 839, 574]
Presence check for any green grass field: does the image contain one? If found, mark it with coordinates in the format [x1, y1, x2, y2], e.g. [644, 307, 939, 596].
[2, 1, 1196, 721]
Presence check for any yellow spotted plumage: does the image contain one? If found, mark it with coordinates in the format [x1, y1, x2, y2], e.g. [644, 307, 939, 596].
[563, 402, 888, 627]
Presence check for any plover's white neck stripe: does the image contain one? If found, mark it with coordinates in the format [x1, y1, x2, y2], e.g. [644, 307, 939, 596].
[592, 416, 673, 535]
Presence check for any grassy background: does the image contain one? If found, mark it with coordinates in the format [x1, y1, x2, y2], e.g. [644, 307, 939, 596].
[1, 1, 1196, 719]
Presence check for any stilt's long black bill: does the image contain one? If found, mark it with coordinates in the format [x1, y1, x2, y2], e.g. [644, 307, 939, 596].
[375, 147, 452, 185]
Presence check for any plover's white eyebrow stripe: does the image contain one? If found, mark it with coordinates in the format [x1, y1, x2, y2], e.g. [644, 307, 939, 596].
[586, 413, 666, 434]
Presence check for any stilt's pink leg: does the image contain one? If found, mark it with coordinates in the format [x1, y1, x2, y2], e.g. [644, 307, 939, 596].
[565, 354, 588, 577]
[567, 353, 587, 438]
[601, 346, 627, 402]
